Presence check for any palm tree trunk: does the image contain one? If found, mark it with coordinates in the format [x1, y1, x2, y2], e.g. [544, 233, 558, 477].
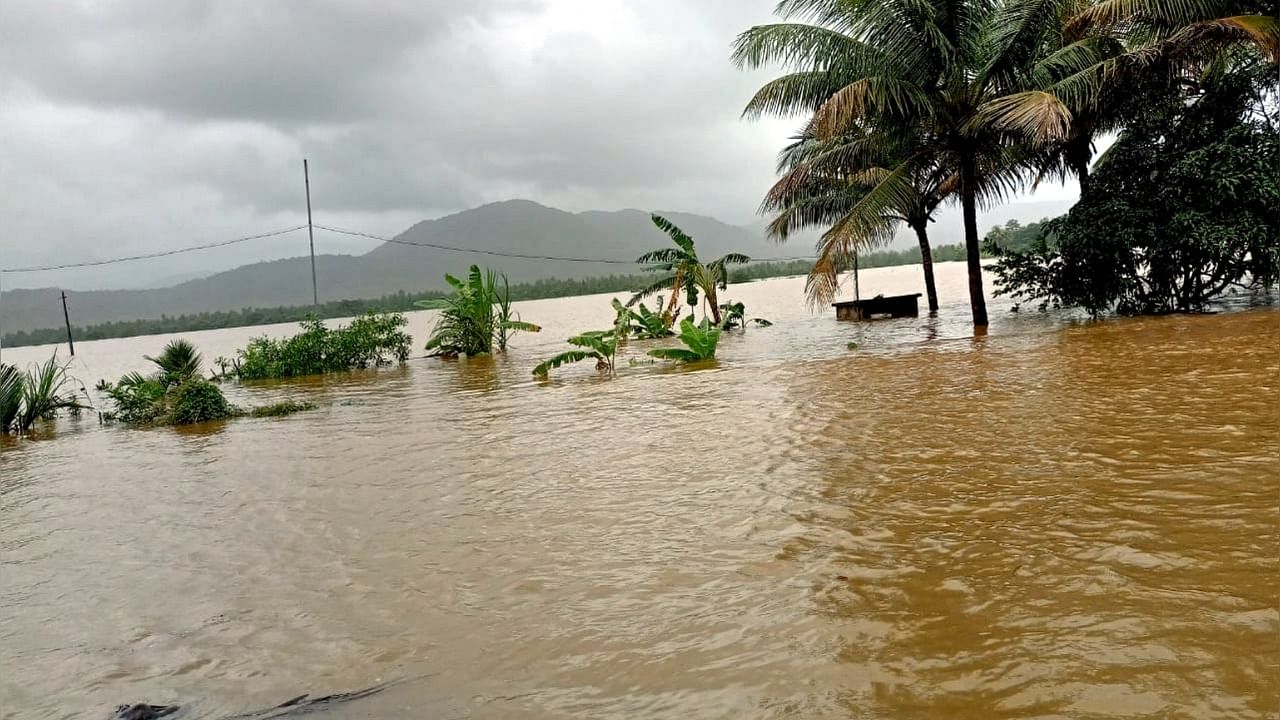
[960, 154, 989, 328]
[912, 222, 939, 313]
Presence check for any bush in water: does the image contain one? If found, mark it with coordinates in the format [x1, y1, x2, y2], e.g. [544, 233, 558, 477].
[235, 312, 411, 380]
[167, 379, 235, 425]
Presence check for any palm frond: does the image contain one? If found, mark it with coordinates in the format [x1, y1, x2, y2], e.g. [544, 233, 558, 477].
[973, 91, 1074, 142]
[532, 350, 601, 378]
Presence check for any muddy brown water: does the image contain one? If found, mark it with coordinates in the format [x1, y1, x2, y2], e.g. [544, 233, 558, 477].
[2, 263, 1278, 719]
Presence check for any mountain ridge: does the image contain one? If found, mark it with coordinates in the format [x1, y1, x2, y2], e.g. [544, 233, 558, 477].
[1, 198, 1072, 334]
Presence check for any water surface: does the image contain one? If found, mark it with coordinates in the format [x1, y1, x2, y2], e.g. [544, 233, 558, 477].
[2, 263, 1277, 719]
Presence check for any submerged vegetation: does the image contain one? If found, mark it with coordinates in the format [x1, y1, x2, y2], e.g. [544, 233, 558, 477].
[629, 215, 750, 326]
[1, 355, 87, 435]
[102, 340, 234, 425]
[647, 318, 722, 364]
[537, 219, 763, 378]
[533, 302, 631, 378]
[101, 340, 319, 426]
[234, 312, 411, 380]
[249, 400, 317, 418]
[423, 266, 540, 357]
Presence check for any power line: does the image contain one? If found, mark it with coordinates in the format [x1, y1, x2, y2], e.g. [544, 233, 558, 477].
[0, 225, 308, 274]
[314, 224, 816, 264]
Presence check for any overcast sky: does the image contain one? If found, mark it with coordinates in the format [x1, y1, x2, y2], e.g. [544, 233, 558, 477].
[0, 0, 1077, 290]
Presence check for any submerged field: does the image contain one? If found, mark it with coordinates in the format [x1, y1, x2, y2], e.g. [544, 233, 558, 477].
[2, 263, 1277, 719]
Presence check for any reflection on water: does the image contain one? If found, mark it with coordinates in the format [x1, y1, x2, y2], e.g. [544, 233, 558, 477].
[1, 263, 1277, 719]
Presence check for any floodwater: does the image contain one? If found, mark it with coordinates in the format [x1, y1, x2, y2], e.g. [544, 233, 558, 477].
[1, 262, 1278, 719]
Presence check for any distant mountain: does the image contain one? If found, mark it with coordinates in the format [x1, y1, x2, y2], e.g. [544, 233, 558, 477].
[1, 198, 1076, 335]
[0, 200, 788, 334]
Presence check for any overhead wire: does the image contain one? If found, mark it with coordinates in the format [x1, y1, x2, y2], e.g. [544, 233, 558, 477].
[0, 221, 816, 275]
[0, 225, 309, 274]
[313, 223, 816, 264]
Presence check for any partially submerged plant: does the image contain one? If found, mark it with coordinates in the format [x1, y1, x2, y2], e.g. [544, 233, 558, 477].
[249, 400, 316, 418]
[533, 301, 630, 378]
[629, 215, 750, 327]
[1, 354, 88, 435]
[103, 342, 235, 426]
[423, 265, 540, 357]
[647, 317, 722, 364]
[717, 302, 772, 330]
[623, 300, 674, 339]
[235, 312, 411, 380]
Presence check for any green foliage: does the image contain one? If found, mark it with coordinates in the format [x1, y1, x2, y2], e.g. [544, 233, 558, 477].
[144, 339, 202, 379]
[0, 364, 20, 433]
[424, 266, 540, 357]
[990, 68, 1280, 315]
[235, 312, 411, 380]
[167, 379, 234, 425]
[103, 372, 171, 425]
[1, 354, 87, 434]
[534, 301, 630, 377]
[647, 318, 722, 363]
[629, 215, 750, 326]
[718, 302, 773, 330]
[620, 300, 674, 339]
[982, 219, 1056, 254]
[250, 400, 317, 418]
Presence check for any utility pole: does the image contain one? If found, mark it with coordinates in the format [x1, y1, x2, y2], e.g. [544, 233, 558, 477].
[852, 251, 860, 303]
[304, 158, 318, 306]
[61, 291, 75, 356]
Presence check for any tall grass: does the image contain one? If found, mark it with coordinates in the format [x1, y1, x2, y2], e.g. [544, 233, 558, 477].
[0, 354, 88, 435]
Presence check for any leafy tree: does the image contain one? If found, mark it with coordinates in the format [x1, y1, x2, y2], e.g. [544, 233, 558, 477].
[990, 64, 1280, 314]
[423, 266, 540, 357]
[629, 215, 749, 326]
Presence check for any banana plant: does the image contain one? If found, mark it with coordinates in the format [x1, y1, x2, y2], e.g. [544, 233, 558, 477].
[718, 301, 773, 330]
[534, 301, 630, 378]
[647, 317, 721, 363]
[424, 265, 540, 356]
[616, 299, 673, 339]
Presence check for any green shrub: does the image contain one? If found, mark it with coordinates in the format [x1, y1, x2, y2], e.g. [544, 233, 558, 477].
[236, 312, 411, 380]
[103, 372, 170, 425]
[167, 379, 234, 425]
[249, 400, 316, 418]
[423, 266, 539, 357]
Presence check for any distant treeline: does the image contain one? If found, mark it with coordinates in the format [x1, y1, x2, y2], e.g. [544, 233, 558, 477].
[2, 245, 973, 348]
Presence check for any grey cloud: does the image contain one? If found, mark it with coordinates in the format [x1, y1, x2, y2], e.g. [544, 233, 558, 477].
[0, 0, 868, 290]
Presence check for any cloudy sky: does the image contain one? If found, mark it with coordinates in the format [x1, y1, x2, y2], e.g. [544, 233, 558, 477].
[0, 0, 1076, 290]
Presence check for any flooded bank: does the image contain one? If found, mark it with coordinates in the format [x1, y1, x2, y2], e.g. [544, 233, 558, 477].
[2, 263, 1277, 718]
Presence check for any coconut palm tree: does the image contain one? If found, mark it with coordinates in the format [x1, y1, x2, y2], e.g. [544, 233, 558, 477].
[733, 0, 1121, 327]
[144, 339, 203, 380]
[762, 122, 953, 310]
[629, 215, 750, 326]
